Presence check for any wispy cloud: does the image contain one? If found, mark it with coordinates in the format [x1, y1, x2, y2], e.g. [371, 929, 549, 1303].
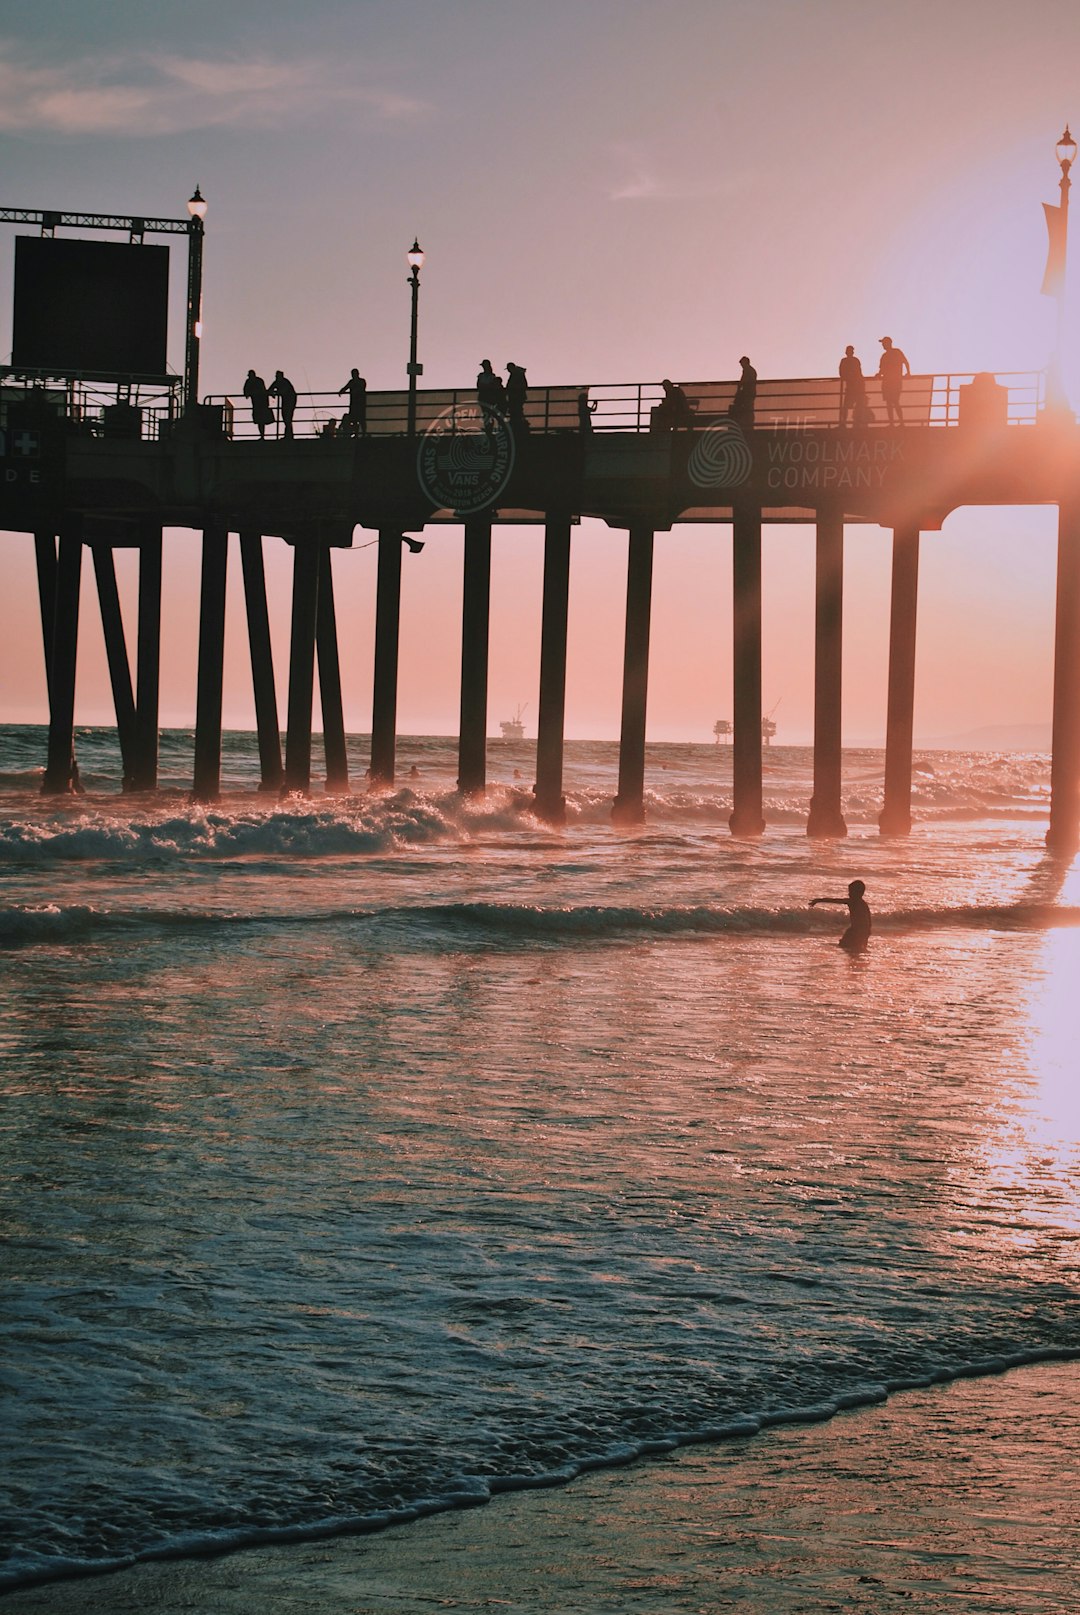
[0, 44, 427, 136]
[607, 142, 750, 204]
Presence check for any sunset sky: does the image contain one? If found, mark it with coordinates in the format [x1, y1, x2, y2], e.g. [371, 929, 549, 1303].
[2, 0, 1079, 744]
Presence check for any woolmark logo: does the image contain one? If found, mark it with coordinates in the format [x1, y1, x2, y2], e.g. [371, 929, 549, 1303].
[417, 404, 515, 514]
[686, 419, 753, 489]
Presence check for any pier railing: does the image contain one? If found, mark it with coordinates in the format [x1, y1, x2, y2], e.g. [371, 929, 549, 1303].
[208, 370, 1048, 440]
[0, 367, 1047, 443]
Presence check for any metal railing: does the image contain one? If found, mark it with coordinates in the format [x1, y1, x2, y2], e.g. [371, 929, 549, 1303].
[0, 366, 1046, 444]
[0, 369, 182, 440]
[208, 370, 1047, 441]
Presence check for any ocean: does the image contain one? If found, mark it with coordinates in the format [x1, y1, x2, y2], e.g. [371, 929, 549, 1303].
[2, 724, 1078, 1596]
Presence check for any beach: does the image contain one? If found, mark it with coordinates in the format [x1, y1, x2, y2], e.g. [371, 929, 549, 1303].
[4, 1360, 1078, 1612]
[3, 729, 1079, 1607]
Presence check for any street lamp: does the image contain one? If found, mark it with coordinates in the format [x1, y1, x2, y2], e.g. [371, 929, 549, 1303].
[406, 237, 424, 437]
[185, 185, 207, 413]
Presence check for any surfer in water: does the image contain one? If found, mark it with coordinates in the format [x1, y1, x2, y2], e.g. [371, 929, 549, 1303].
[809, 879, 871, 952]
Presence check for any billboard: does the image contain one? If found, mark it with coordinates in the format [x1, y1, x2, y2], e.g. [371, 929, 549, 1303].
[11, 236, 170, 377]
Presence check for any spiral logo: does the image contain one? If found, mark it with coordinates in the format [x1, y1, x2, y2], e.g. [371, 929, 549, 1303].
[687, 418, 753, 489]
[417, 403, 515, 514]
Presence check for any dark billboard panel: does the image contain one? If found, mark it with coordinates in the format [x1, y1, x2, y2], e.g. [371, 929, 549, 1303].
[11, 236, 170, 377]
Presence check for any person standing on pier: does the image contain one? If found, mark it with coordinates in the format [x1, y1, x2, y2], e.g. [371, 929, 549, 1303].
[809, 879, 871, 952]
[243, 370, 274, 440]
[269, 370, 298, 439]
[730, 356, 757, 426]
[578, 389, 597, 435]
[505, 362, 529, 431]
[877, 337, 910, 425]
[839, 345, 867, 426]
[338, 369, 367, 436]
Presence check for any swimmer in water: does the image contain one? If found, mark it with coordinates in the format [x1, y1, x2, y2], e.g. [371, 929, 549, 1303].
[809, 879, 871, 952]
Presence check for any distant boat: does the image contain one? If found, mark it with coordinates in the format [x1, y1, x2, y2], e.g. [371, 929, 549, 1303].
[500, 704, 527, 740]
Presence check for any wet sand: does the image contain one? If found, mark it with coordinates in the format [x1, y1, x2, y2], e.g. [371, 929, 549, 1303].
[6, 1360, 1077, 1614]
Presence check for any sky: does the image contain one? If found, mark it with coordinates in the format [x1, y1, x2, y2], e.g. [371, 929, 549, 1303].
[2, 0, 1079, 744]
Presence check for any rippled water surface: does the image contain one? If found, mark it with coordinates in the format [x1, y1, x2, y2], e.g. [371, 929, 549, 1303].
[2, 727, 1078, 1592]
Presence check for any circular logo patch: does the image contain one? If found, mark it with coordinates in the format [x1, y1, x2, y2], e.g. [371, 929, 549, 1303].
[416, 403, 515, 514]
[687, 418, 753, 489]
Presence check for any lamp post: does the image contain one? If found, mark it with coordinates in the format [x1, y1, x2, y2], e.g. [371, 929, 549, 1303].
[185, 186, 207, 414]
[406, 238, 424, 437]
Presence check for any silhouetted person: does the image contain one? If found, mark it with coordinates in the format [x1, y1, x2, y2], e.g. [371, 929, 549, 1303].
[809, 879, 871, 952]
[658, 378, 692, 430]
[578, 389, 597, 434]
[338, 369, 367, 436]
[838, 345, 868, 426]
[268, 370, 298, 439]
[877, 337, 910, 426]
[243, 369, 273, 439]
[477, 359, 505, 414]
[505, 362, 529, 430]
[730, 355, 757, 426]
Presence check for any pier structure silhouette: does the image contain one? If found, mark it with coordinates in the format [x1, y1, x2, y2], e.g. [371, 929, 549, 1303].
[3, 362, 1080, 847]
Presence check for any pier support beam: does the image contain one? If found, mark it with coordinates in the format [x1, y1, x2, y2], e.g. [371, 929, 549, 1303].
[283, 541, 320, 794]
[879, 523, 920, 837]
[41, 527, 83, 795]
[193, 525, 229, 803]
[132, 525, 162, 792]
[91, 544, 138, 784]
[317, 547, 350, 793]
[729, 501, 765, 836]
[34, 532, 58, 711]
[807, 507, 847, 837]
[370, 529, 404, 787]
[458, 516, 492, 795]
[1047, 491, 1080, 852]
[612, 523, 654, 826]
[535, 512, 572, 824]
[239, 531, 284, 792]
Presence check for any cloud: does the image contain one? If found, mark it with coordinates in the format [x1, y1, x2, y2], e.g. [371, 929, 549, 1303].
[606, 142, 750, 204]
[0, 44, 427, 136]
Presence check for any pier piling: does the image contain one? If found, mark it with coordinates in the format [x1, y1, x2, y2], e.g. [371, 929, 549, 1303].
[807, 506, 848, 837]
[239, 531, 284, 792]
[535, 512, 572, 824]
[458, 516, 492, 795]
[91, 543, 138, 784]
[316, 547, 350, 793]
[192, 525, 229, 803]
[612, 523, 654, 826]
[879, 523, 920, 837]
[133, 524, 163, 792]
[729, 502, 765, 836]
[283, 540, 320, 795]
[42, 527, 83, 794]
[370, 528, 403, 787]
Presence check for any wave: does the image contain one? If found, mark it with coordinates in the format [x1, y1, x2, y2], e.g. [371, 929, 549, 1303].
[3, 1343, 1078, 1595]
[6, 897, 1080, 949]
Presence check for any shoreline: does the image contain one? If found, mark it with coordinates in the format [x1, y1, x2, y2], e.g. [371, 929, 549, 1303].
[5, 1356, 1079, 1613]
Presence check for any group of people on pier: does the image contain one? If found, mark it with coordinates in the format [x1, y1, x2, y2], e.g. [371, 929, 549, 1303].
[240, 337, 911, 440]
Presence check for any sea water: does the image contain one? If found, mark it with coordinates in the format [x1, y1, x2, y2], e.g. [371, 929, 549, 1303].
[2, 725, 1078, 1593]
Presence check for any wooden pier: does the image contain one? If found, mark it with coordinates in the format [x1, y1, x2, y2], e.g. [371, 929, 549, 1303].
[3, 367, 1080, 848]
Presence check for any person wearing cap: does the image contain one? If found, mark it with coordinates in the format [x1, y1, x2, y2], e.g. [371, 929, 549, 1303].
[876, 336, 910, 426]
[730, 355, 757, 426]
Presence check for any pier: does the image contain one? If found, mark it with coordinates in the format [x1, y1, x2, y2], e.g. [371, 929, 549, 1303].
[3, 364, 1080, 846]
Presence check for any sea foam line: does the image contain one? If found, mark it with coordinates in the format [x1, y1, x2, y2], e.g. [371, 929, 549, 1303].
[3, 1343, 1077, 1596]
